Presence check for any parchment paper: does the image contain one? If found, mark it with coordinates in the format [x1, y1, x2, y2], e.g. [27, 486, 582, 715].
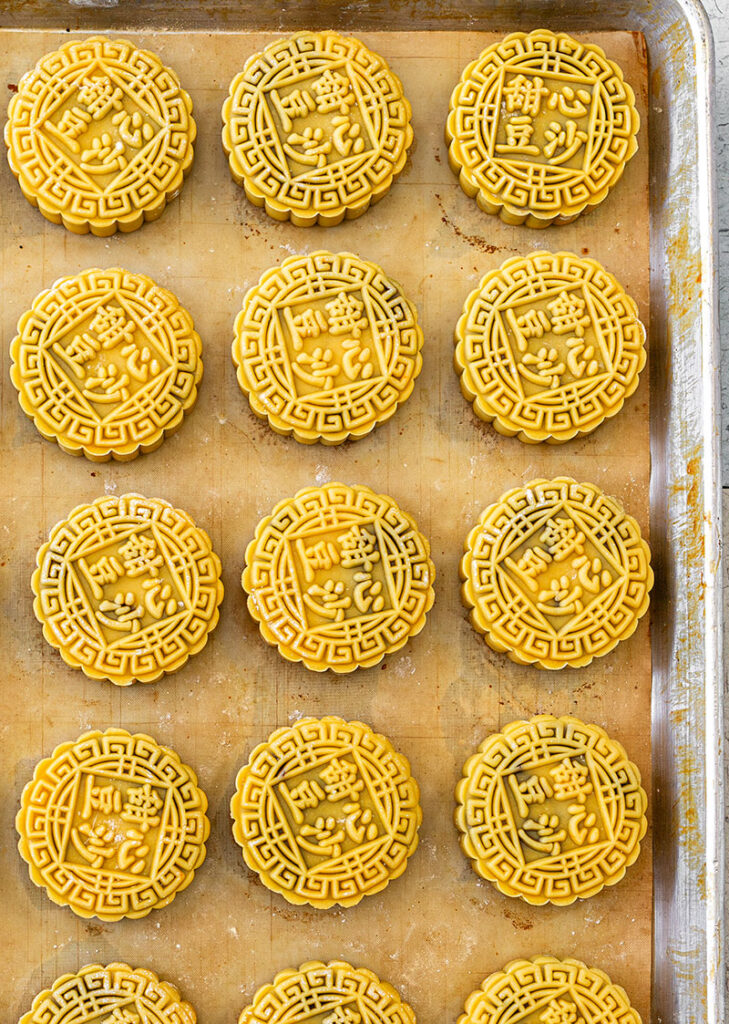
[0, 29, 650, 1024]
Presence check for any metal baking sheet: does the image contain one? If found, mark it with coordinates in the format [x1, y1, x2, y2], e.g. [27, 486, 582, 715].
[0, 5, 722, 1024]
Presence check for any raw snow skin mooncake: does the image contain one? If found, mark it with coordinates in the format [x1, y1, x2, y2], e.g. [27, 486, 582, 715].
[461, 477, 652, 669]
[222, 32, 413, 226]
[456, 715, 647, 905]
[5, 36, 195, 235]
[459, 956, 641, 1024]
[239, 961, 417, 1024]
[32, 493, 223, 685]
[242, 482, 435, 672]
[454, 251, 646, 443]
[232, 717, 421, 908]
[233, 250, 423, 444]
[11, 268, 202, 461]
[17, 729, 209, 921]
[446, 30, 640, 227]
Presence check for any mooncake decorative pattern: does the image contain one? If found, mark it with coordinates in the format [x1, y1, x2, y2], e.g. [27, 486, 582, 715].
[222, 32, 412, 226]
[446, 31, 640, 226]
[454, 252, 646, 443]
[5, 36, 195, 235]
[459, 956, 641, 1024]
[232, 717, 421, 908]
[11, 268, 202, 461]
[242, 482, 435, 672]
[233, 251, 423, 444]
[19, 963, 197, 1024]
[239, 961, 417, 1024]
[17, 729, 209, 920]
[32, 493, 223, 685]
[461, 477, 652, 669]
[456, 715, 647, 905]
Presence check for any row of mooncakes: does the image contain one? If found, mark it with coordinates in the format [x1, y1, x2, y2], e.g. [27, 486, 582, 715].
[6, 31, 639, 233]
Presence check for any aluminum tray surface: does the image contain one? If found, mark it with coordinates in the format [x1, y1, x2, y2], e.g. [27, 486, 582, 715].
[0, 4, 722, 1024]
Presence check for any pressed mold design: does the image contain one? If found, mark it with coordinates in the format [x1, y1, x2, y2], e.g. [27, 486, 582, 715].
[454, 252, 646, 443]
[231, 717, 421, 908]
[239, 961, 417, 1024]
[16, 729, 209, 921]
[19, 963, 196, 1024]
[11, 268, 202, 461]
[459, 956, 641, 1024]
[222, 32, 412, 226]
[5, 36, 195, 235]
[242, 482, 435, 672]
[460, 477, 652, 669]
[233, 251, 423, 444]
[456, 716, 647, 905]
[32, 493, 223, 685]
[446, 31, 640, 226]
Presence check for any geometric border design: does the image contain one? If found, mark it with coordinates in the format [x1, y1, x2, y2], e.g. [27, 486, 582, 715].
[32, 493, 223, 685]
[16, 730, 209, 921]
[242, 482, 435, 673]
[460, 477, 653, 669]
[222, 32, 412, 227]
[458, 956, 642, 1024]
[446, 31, 640, 227]
[233, 251, 423, 444]
[11, 268, 202, 461]
[5, 36, 195, 236]
[239, 961, 417, 1024]
[454, 252, 646, 443]
[455, 715, 648, 905]
[231, 717, 421, 908]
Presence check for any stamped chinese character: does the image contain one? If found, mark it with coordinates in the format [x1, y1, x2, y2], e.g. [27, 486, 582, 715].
[295, 538, 341, 584]
[77, 76, 124, 120]
[536, 576, 584, 616]
[298, 815, 345, 858]
[543, 120, 589, 164]
[325, 292, 368, 337]
[496, 115, 540, 156]
[547, 85, 592, 118]
[284, 125, 332, 167]
[81, 364, 131, 404]
[303, 579, 351, 621]
[546, 291, 591, 336]
[507, 772, 554, 818]
[80, 775, 122, 818]
[319, 758, 364, 801]
[312, 69, 356, 115]
[505, 307, 552, 352]
[503, 74, 550, 117]
[279, 778, 326, 824]
[111, 109, 155, 148]
[518, 813, 566, 856]
[504, 545, 552, 592]
[518, 347, 565, 388]
[338, 525, 380, 571]
[119, 533, 164, 577]
[121, 782, 163, 833]
[540, 517, 586, 562]
[77, 554, 124, 600]
[549, 758, 593, 803]
[80, 132, 128, 174]
[96, 592, 144, 632]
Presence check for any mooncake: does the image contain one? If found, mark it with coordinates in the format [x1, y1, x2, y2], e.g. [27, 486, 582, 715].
[454, 252, 646, 443]
[446, 31, 640, 226]
[6, 36, 195, 235]
[239, 961, 416, 1024]
[233, 250, 423, 444]
[32, 493, 223, 685]
[17, 729, 209, 920]
[232, 717, 421, 908]
[19, 963, 196, 1024]
[11, 268, 202, 461]
[461, 477, 652, 668]
[222, 32, 412, 226]
[459, 956, 641, 1024]
[242, 482, 435, 672]
[456, 715, 647, 905]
